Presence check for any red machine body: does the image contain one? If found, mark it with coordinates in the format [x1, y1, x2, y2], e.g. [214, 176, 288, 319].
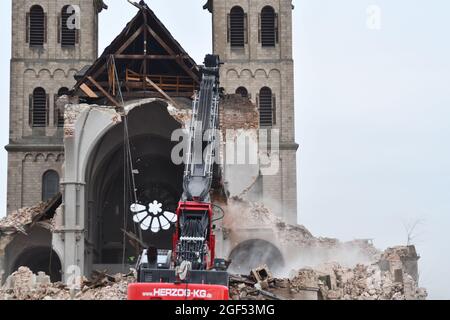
[128, 283, 229, 301]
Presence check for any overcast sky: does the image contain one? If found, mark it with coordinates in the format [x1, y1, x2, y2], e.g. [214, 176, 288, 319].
[0, 0, 449, 299]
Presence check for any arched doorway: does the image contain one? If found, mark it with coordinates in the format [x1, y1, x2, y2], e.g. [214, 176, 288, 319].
[228, 239, 284, 274]
[84, 100, 184, 268]
[13, 247, 62, 282]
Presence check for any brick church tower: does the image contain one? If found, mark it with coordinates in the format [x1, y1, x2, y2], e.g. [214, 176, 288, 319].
[204, 0, 298, 223]
[6, 0, 105, 214]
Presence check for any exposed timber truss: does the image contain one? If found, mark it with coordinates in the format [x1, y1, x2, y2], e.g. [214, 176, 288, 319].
[73, 2, 200, 107]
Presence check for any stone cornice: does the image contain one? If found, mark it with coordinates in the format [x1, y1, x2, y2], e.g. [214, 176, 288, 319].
[5, 144, 64, 152]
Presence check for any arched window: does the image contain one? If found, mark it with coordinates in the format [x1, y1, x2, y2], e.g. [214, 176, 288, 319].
[58, 87, 69, 97]
[236, 87, 248, 98]
[59, 5, 78, 47]
[259, 87, 275, 127]
[42, 170, 60, 202]
[259, 6, 278, 47]
[55, 87, 69, 127]
[30, 88, 48, 127]
[228, 6, 247, 48]
[27, 5, 46, 47]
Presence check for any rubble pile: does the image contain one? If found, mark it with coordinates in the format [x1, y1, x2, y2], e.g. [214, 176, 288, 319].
[225, 199, 297, 230]
[167, 103, 192, 127]
[0, 267, 135, 301]
[0, 246, 427, 301]
[0, 202, 47, 233]
[229, 246, 428, 301]
[0, 197, 427, 301]
[224, 199, 380, 262]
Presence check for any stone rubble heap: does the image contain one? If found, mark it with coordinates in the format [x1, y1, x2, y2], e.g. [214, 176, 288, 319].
[229, 246, 428, 301]
[0, 246, 427, 300]
[0, 197, 428, 300]
[0, 202, 48, 233]
[225, 199, 381, 265]
[0, 267, 135, 301]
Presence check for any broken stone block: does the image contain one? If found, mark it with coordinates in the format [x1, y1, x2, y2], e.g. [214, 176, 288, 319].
[251, 265, 272, 284]
[237, 283, 246, 290]
[36, 272, 51, 286]
[327, 290, 342, 300]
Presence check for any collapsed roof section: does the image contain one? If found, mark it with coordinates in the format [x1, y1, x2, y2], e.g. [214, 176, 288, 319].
[0, 193, 62, 252]
[73, 1, 200, 106]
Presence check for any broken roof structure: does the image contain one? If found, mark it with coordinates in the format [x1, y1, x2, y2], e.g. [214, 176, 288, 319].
[0, 194, 61, 237]
[73, 2, 200, 106]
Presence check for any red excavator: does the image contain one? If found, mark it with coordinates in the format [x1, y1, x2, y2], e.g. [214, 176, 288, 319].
[128, 55, 229, 300]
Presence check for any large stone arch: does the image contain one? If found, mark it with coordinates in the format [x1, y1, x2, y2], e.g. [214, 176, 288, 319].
[55, 98, 187, 278]
[6, 225, 62, 282]
[85, 101, 184, 271]
[12, 246, 62, 282]
[228, 239, 285, 274]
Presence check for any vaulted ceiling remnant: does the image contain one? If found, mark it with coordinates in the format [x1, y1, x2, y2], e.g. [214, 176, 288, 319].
[74, 2, 200, 107]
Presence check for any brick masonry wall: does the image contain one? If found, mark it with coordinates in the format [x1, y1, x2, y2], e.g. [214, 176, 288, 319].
[7, 0, 98, 214]
[7, 152, 64, 213]
[212, 0, 298, 222]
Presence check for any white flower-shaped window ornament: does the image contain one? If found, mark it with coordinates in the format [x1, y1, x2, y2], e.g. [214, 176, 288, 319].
[130, 200, 177, 233]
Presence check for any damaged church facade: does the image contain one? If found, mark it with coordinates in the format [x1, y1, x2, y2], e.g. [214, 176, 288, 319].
[2, 0, 298, 281]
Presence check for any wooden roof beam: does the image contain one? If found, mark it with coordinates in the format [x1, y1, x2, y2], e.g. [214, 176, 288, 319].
[91, 25, 146, 81]
[114, 54, 183, 60]
[145, 76, 180, 109]
[87, 76, 121, 107]
[146, 25, 200, 84]
[80, 83, 99, 98]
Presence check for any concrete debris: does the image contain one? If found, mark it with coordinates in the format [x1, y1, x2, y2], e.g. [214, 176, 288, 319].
[251, 265, 273, 290]
[225, 198, 378, 252]
[0, 267, 136, 301]
[223, 198, 382, 270]
[230, 246, 427, 301]
[0, 196, 61, 262]
[0, 202, 47, 234]
[0, 193, 61, 237]
[0, 246, 426, 300]
[167, 104, 192, 127]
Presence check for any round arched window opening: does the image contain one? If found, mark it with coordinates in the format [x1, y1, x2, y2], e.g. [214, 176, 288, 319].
[29, 5, 45, 47]
[261, 6, 277, 47]
[61, 5, 77, 47]
[229, 6, 245, 47]
[236, 87, 248, 98]
[42, 170, 60, 202]
[259, 87, 274, 127]
[31, 87, 47, 128]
